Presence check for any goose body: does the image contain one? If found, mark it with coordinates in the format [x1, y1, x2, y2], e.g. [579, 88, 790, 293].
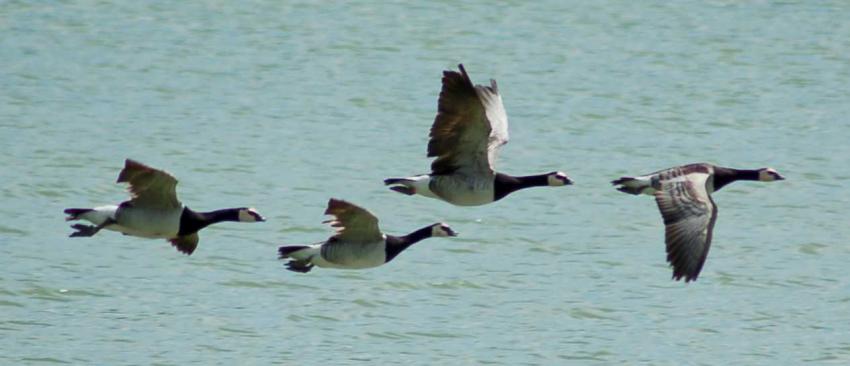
[70, 204, 182, 238]
[278, 198, 457, 273]
[385, 64, 572, 206]
[64, 159, 265, 255]
[612, 163, 784, 282]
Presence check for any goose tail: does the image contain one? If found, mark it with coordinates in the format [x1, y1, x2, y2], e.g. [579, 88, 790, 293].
[64, 208, 93, 221]
[383, 177, 416, 195]
[278, 245, 310, 259]
[611, 177, 645, 195]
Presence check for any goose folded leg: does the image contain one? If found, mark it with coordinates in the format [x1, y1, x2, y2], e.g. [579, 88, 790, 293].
[285, 261, 314, 273]
[69, 224, 100, 237]
[69, 218, 116, 237]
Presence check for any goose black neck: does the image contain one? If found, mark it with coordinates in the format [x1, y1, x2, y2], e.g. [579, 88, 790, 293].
[494, 173, 549, 201]
[713, 168, 760, 192]
[384, 225, 433, 263]
[178, 207, 241, 235]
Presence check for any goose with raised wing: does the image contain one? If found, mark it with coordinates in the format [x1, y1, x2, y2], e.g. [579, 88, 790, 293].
[64, 159, 265, 255]
[612, 163, 784, 282]
[278, 198, 456, 273]
[384, 64, 572, 206]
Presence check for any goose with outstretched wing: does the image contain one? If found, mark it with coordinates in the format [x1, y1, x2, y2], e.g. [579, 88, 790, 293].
[612, 163, 784, 282]
[385, 64, 572, 206]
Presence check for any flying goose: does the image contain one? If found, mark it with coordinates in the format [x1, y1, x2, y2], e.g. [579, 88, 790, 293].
[64, 159, 265, 255]
[278, 198, 457, 273]
[384, 64, 572, 206]
[612, 163, 785, 282]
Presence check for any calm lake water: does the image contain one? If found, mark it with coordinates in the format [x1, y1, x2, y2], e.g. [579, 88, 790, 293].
[2, 1, 850, 364]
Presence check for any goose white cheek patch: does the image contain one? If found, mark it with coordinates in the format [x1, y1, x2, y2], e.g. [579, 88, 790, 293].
[239, 208, 261, 222]
[548, 173, 568, 186]
[759, 169, 779, 181]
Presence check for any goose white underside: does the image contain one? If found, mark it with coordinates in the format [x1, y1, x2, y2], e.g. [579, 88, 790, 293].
[75, 205, 181, 239]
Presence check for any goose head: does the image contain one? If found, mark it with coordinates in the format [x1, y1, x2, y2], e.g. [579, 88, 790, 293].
[758, 168, 785, 182]
[431, 223, 458, 237]
[547, 171, 573, 186]
[237, 208, 266, 222]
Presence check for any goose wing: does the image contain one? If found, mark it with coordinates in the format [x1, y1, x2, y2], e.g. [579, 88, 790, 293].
[169, 233, 199, 255]
[323, 198, 383, 244]
[117, 159, 180, 209]
[427, 64, 509, 176]
[653, 172, 718, 282]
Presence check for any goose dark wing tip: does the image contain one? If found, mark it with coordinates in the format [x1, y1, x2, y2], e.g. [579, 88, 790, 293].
[117, 159, 143, 183]
[442, 64, 473, 89]
[324, 198, 353, 215]
[672, 272, 700, 283]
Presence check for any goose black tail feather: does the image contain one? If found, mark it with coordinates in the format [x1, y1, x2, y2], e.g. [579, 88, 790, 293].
[384, 178, 415, 195]
[611, 177, 644, 195]
[278, 245, 309, 259]
[64, 208, 93, 221]
[383, 178, 412, 186]
[610, 177, 634, 186]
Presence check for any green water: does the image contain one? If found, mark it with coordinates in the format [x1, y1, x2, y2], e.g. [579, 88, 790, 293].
[2, 1, 849, 364]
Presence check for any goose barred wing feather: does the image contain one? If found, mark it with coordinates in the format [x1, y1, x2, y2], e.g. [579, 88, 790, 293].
[117, 159, 180, 209]
[323, 198, 383, 243]
[654, 174, 718, 282]
[427, 64, 509, 175]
